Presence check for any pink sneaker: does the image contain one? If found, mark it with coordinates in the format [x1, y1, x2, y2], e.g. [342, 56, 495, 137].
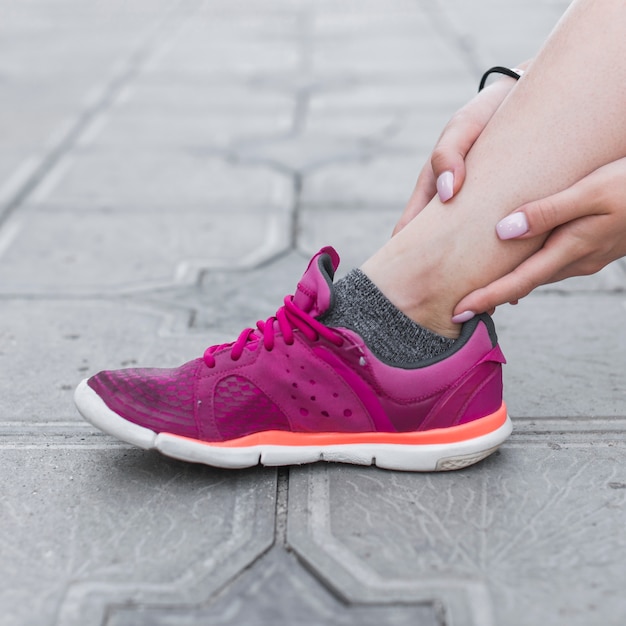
[74, 247, 511, 471]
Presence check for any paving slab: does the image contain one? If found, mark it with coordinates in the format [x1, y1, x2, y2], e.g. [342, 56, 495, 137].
[432, 0, 569, 66]
[105, 547, 441, 626]
[28, 152, 292, 211]
[0, 0, 181, 216]
[0, 449, 276, 626]
[288, 440, 626, 626]
[497, 292, 626, 418]
[299, 208, 397, 270]
[0, 300, 202, 422]
[86, 110, 293, 151]
[1, 1, 624, 625]
[309, 78, 475, 115]
[0, 207, 291, 293]
[301, 155, 428, 210]
[0, 152, 35, 189]
[302, 110, 403, 140]
[116, 79, 296, 116]
[148, 38, 300, 78]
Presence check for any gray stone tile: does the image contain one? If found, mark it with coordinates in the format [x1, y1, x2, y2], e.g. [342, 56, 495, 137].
[28, 151, 292, 210]
[145, 35, 299, 79]
[1, 2, 622, 626]
[116, 78, 295, 116]
[311, 33, 464, 77]
[0, 300, 202, 422]
[303, 110, 401, 140]
[106, 548, 440, 626]
[288, 436, 626, 626]
[0, 207, 291, 293]
[84, 110, 293, 151]
[497, 293, 626, 418]
[0, 97, 80, 151]
[298, 208, 397, 271]
[303, 107, 459, 159]
[435, 0, 563, 66]
[231, 105, 418, 173]
[0, 448, 276, 626]
[384, 107, 479, 156]
[537, 260, 626, 293]
[192, 250, 315, 335]
[168, 11, 300, 40]
[300, 155, 426, 210]
[0, 0, 177, 152]
[0, 39, 129, 82]
[312, 10, 432, 40]
[0, 152, 34, 193]
[236, 133, 380, 173]
[309, 76, 474, 114]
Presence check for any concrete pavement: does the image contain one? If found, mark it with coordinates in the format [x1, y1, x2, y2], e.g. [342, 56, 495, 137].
[2, 1, 626, 625]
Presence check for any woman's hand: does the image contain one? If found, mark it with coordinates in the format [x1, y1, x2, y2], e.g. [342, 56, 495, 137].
[453, 157, 626, 318]
[393, 74, 521, 235]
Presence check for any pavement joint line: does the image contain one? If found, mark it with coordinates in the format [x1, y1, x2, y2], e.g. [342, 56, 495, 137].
[27, 152, 74, 205]
[0, 0, 201, 227]
[0, 219, 306, 301]
[55, 466, 276, 626]
[275, 468, 290, 546]
[2, 419, 626, 449]
[418, 0, 486, 77]
[73, 112, 110, 149]
[2, 4, 623, 625]
[0, 218, 21, 258]
[287, 465, 495, 624]
[291, 171, 303, 248]
[0, 287, 622, 302]
[0, 156, 41, 207]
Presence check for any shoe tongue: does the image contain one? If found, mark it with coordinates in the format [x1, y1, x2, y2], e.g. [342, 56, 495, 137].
[292, 246, 340, 317]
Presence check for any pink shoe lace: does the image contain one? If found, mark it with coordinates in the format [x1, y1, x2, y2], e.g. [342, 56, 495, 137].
[203, 295, 344, 368]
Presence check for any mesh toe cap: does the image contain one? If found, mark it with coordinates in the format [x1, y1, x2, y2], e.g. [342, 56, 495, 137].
[88, 358, 202, 439]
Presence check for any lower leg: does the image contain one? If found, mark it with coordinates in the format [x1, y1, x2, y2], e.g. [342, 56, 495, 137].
[361, 0, 626, 338]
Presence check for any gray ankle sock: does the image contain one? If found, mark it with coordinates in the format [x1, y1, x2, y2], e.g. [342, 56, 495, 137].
[320, 269, 455, 364]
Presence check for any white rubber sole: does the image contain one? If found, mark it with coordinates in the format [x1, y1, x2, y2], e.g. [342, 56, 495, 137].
[74, 380, 512, 472]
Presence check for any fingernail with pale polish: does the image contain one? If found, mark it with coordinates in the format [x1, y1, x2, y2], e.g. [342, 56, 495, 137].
[436, 171, 454, 202]
[496, 212, 529, 240]
[451, 310, 475, 324]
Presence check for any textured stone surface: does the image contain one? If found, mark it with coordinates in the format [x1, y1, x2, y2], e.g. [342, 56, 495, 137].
[0, 449, 276, 626]
[0, 0, 179, 218]
[28, 152, 292, 211]
[301, 155, 427, 209]
[288, 434, 626, 626]
[106, 548, 441, 626]
[85, 109, 293, 150]
[117, 80, 295, 116]
[497, 293, 626, 418]
[0, 207, 291, 293]
[0, 300, 202, 422]
[1, 0, 625, 625]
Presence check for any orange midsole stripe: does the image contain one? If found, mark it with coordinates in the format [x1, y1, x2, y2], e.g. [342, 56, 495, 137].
[167, 403, 508, 448]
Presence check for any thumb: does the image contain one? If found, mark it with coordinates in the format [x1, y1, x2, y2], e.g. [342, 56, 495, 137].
[496, 176, 599, 241]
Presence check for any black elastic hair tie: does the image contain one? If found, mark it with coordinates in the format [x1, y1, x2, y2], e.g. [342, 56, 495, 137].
[478, 66, 523, 92]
